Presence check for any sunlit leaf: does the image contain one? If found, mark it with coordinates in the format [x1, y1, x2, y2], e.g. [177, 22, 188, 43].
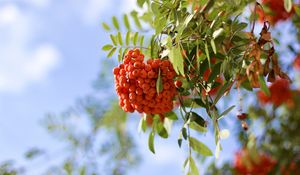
[189, 137, 213, 156]
[156, 69, 163, 94]
[101, 22, 111, 31]
[190, 122, 208, 133]
[131, 11, 142, 29]
[107, 47, 117, 58]
[213, 28, 224, 38]
[148, 131, 155, 154]
[102, 44, 113, 51]
[218, 105, 235, 120]
[117, 32, 123, 45]
[133, 32, 139, 46]
[211, 39, 217, 54]
[112, 16, 120, 30]
[123, 14, 131, 30]
[110, 34, 117, 46]
[125, 31, 130, 46]
[189, 157, 200, 175]
[284, 0, 292, 12]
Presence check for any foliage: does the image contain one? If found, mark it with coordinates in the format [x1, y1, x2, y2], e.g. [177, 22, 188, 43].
[101, 0, 298, 174]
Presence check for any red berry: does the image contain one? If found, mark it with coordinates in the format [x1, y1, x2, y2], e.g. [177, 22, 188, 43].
[237, 113, 247, 120]
[175, 80, 182, 88]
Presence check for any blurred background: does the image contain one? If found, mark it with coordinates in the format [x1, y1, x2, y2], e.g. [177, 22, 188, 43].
[0, 0, 299, 175]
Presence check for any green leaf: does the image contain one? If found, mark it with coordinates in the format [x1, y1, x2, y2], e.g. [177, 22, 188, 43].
[194, 98, 206, 108]
[211, 39, 217, 54]
[190, 112, 206, 127]
[213, 81, 232, 106]
[80, 166, 86, 175]
[205, 42, 211, 68]
[165, 111, 178, 120]
[189, 157, 200, 175]
[295, 6, 300, 16]
[102, 44, 113, 51]
[178, 132, 183, 148]
[151, 2, 160, 14]
[64, 162, 73, 175]
[190, 122, 208, 133]
[117, 32, 123, 45]
[139, 35, 144, 46]
[213, 28, 224, 39]
[110, 34, 117, 46]
[169, 45, 184, 75]
[125, 32, 130, 46]
[156, 69, 163, 94]
[183, 157, 189, 168]
[137, 0, 146, 7]
[123, 14, 131, 30]
[218, 105, 235, 120]
[157, 122, 168, 138]
[148, 131, 155, 154]
[189, 137, 213, 156]
[284, 0, 292, 12]
[154, 16, 166, 35]
[182, 127, 188, 140]
[118, 48, 123, 62]
[177, 14, 194, 38]
[215, 141, 221, 159]
[259, 76, 270, 96]
[207, 62, 222, 83]
[138, 115, 147, 133]
[131, 11, 142, 29]
[25, 148, 44, 160]
[133, 32, 139, 45]
[112, 16, 120, 30]
[107, 47, 116, 58]
[101, 22, 110, 31]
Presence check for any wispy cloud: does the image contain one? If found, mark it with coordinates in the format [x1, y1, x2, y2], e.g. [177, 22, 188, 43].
[0, 3, 61, 93]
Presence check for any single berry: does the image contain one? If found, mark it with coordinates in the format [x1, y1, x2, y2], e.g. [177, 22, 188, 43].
[175, 80, 183, 88]
[237, 113, 247, 120]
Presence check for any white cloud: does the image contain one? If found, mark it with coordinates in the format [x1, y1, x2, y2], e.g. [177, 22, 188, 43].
[0, 4, 20, 25]
[0, 3, 61, 93]
[80, 0, 111, 25]
[27, 0, 51, 8]
[78, 0, 142, 25]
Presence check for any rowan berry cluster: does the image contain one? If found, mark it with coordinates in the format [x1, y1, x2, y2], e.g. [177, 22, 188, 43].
[257, 0, 294, 25]
[113, 49, 177, 115]
[234, 149, 276, 175]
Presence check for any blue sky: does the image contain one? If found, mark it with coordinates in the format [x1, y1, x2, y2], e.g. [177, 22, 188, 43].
[0, 0, 249, 174]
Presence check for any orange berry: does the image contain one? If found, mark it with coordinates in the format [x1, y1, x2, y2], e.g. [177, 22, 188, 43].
[163, 82, 170, 90]
[136, 88, 143, 95]
[113, 67, 120, 75]
[140, 70, 147, 79]
[148, 71, 155, 79]
[144, 78, 151, 83]
[142, 83, 150, 91]
[134, 62, 142, 68]
[152, 59, 160, 68]
[119, 69, 126, 76]
[161, 60, 170, 67]
[136, 55, 144, 62]
[129, 93, 136, 101]
[145, 64, 152, 72]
